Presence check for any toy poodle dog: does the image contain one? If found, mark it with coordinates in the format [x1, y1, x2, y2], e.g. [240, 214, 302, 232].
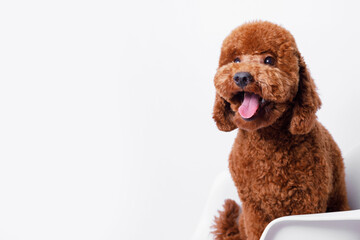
[212, 21, 350, 240]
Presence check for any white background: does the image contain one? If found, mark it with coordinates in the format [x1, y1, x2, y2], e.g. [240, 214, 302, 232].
[1, 0, 360, 240]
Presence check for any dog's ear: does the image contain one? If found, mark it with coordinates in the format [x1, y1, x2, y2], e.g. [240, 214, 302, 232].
[213, 93, 237, 132]
[289, 55, 322, 135]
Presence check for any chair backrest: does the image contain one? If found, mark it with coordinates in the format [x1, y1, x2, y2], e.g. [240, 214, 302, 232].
[345, 144, 360, 210]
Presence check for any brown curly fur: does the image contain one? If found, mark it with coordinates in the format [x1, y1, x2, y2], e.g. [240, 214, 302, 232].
[212, 21, 350, 240]
[213, 199, 242, 240]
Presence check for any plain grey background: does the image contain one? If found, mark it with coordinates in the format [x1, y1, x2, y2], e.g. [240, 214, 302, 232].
[1, 0, 360, 240]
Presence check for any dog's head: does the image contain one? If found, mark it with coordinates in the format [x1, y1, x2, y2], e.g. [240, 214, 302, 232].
[213, 21, 321, 134]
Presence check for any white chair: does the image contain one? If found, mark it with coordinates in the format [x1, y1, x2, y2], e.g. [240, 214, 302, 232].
[192, 145, 360, 240]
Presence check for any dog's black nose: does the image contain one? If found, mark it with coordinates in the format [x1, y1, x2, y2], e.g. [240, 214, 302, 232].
[233, 72, 253, 88]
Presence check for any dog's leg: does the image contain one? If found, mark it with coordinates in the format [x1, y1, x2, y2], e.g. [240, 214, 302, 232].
[241, 204, 269, 240]
[328, 179, 350, 211]
[212, 199, 244, 240]
[327, 155, 350, 211]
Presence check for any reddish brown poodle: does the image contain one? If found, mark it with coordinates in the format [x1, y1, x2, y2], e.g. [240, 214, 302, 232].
[212, 21, 350, 240]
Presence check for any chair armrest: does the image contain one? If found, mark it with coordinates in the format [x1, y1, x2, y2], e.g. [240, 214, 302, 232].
[260, 210, 360, 240]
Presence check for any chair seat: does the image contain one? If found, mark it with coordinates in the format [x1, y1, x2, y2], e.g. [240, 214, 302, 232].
[192, 144, 360, 240]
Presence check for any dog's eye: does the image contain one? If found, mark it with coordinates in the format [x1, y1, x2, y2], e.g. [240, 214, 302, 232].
[234, 58, 241, 63]
[264, 56, 275, 65]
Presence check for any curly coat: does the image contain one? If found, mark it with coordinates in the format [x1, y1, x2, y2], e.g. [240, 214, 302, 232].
[212, 21, 349, 240]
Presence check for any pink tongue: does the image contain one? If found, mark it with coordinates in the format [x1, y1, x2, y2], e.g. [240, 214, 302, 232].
[239, 93, 260, 119]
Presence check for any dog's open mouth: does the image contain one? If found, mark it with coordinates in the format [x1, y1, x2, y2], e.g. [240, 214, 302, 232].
[230, 92, 268, 121]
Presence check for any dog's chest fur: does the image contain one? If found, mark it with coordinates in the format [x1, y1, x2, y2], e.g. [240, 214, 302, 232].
[228, 122, 333, 216]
